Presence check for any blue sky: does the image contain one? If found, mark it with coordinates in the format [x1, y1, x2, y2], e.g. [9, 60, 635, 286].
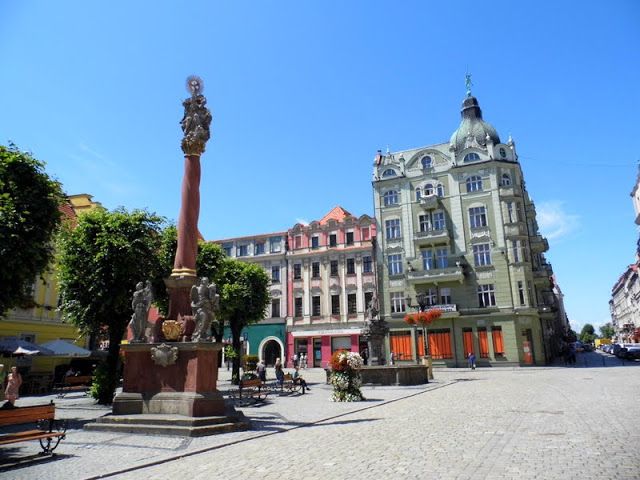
[1, 1, 639, 333]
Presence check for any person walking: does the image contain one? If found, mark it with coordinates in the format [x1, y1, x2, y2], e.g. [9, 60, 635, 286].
[3, 366, 22, 408]
[467, 352, 476, 370]
[256, 360, 267, 383]
[274, 358, 284, 388]
[293, 353, 299, 368]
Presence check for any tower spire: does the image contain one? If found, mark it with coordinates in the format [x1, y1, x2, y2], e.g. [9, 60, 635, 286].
[465, 73, 473, 97]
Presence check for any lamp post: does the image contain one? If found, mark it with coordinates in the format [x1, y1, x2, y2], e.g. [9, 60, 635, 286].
[405, 295, 421, 365]
[416, 292, 430, 358]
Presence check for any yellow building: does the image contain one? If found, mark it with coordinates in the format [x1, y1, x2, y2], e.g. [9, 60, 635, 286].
[0, 194, 101, 376]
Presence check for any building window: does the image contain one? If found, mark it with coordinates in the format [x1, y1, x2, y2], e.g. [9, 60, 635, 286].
[506, 201, 516, 223]
[271, 266, 281, 283]
[415, 188, 422, 201]
[421, 250, 434, 270]
[491, 326, 505, 355]
[390, 331, 412, 361]
[312, 296, 321, 317]
[329, 234, 337, 247]
[293, 263, 302, 280]
[294, 235, 302, 249]
[512, 239, 521, 263]
[440, 287, 451, 304]
[501, 173, 512, 186]
[271, 299, 280, 318]
[463, 328, 474, 356]
[361, 227, 370, 241]
[222, 243, 233, 256]
[433, 211, 445, 230]
[312, 261, 320, 278]
[473, 243, 492, 266]
[388, 254, 403, 276]
[466, 175, 483, 192]
[436, 184, 445, 197]
[347, 293, 357, 314]
[424, 183, 434, 196]
[469, 206, 487, 228]
[383, 190, 399, 206]
[331, 295, 341, 315]
[270, 237, 282, 253]
[436, 248, 448, 269]
[294, 297, 303, 318]
[518, 281, 526, 306]
[463, 152, 481, 163]
[255, 242, 265, 255]
[478, 328, 489, 357]
[346, 231, 354, 245]
[419, 214, 430, 232]
[385, 219, 401, 240]
[478, 284, 496, 307]
[390, 292, 406, 313]
[362, 256, 373, 273]
[421, 155, 432, 169]
[346, 258, 356, 275]
[330, 260, 339, 276]
[425, 288, 437, 306]
[499, 147, 507, 158]
[311, 236, 319, 249]
[381, 169, 397, 178]
[364, 291, 374, 310]
[428, 329, 453, 359]
[237, 245, 248, 257]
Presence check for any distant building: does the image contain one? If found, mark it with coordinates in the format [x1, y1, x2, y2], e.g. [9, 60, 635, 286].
[212, 232, 288, 365]
[285, 207, 377, 368]
[372, 92, 561, 366]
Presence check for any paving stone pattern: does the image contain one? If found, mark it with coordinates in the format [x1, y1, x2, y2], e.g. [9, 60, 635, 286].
[1, 352, 639, 480]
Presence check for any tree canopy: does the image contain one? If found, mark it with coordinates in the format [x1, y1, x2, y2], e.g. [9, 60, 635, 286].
[599, 322, 615, 339]
[57, 207, 164, 403]
[579, 323, 596, 344]
[0, 144, 64, 316]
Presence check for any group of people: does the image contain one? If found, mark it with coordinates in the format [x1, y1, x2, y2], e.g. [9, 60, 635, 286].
[292, 353, 308, 369]
[0, 364, 22, 408]
[255, 357, 309, 393]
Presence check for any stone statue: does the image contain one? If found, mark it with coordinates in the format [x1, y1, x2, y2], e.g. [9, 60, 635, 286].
[191, 277, 219, 342]
[129, 280, 153, 343]
[362, 292, 389, 366]
[366, 292, 379, 322]
[180, 75, 212, 156]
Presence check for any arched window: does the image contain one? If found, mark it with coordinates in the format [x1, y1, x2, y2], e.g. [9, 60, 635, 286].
[499, 147, 507, 158]
[421, 156, 432, 169]
[463, 152, 481, 163]
[383, 190, 399, 206]
[436, 184, 445, 197]
[415, 188, 422, 201]
[466, 175, 483, 193]
[501, 173, 512, 187]
[424, 183, 434, 196]
[381, 169, 397, 178]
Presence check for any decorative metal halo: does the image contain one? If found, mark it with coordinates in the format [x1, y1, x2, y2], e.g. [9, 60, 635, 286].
[186, 75, 203, 95]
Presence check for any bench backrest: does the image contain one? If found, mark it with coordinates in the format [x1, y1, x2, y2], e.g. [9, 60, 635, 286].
[66, 375, 92, 385]
[283, 373, 293, 381]
[240, 379, 262, 388]
[0, 404, 55, 427]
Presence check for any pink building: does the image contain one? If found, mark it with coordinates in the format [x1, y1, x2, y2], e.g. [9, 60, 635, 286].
[286, 207, 377, 368]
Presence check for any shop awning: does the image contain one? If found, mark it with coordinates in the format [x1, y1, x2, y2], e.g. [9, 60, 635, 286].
[0, 338, 55, 356]
[40, 339, 92, 357]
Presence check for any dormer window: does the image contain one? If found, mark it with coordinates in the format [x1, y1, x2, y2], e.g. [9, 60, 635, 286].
[499, 147, 507, 158]
[501, 173, 512, 187]
[381, 169, 397, 178]
[421, 156, 432, 169]
[463, 152, 481, 163]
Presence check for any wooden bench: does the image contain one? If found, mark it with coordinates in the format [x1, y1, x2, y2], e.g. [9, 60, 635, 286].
[0, 401, 66, 454]
[230, 378, 270, 404]
[56, 375, 93, 398]
[279, 373, 302, 394]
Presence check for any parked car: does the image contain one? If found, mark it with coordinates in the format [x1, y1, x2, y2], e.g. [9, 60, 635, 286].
[610, 344, 623, 356]
[582, 343, 593, 352]
[616, 347, 628, 359]
[623, 346, 640, 360]
[602, 344, 611, 353]
[573, 341, 585, 352]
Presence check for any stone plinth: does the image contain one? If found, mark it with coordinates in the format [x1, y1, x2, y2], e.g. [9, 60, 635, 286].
[114, 342, 224, 417]
[360, 365, 429, 386]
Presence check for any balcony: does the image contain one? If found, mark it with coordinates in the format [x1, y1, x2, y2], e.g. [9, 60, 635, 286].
[407, 263, 464, 285]
[498, 185, 520, 198]
[414, 228, 450, 246]
[530, 235, 549, 253]
[537, 303, 556, 315]
[504, 224, 526, 237]
[418, 194, 439, 210]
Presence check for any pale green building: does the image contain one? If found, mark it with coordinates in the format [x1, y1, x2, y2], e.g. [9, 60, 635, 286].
[373, 92, 561, 367]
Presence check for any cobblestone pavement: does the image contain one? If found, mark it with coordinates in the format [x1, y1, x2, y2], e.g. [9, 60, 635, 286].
[1, 352, 639, 480]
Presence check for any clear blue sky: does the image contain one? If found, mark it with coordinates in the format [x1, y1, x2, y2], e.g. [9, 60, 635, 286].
[1, 1, 639, 333]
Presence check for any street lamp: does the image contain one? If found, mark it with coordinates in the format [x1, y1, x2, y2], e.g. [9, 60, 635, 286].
[405, 295, 421, 365]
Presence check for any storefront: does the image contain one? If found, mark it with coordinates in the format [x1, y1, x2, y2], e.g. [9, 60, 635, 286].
[286, 328, 363, 368]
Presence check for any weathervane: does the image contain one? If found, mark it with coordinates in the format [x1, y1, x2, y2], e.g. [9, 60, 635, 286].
[465, 73, 473, 97]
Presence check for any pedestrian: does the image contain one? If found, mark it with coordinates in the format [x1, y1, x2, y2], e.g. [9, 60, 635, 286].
[3, 366, 22, 408]
[389, 351, 395, 365]
[293, 353, 299, 368]
[301, 353, 307, 369]
[0, 364, 5, 402]
[256, 360, 267, 383]
[361, 347, 369, 366]
[292, 366, 309, 393]
[467, 352, 476, 370]
[274, 357, 284, 387]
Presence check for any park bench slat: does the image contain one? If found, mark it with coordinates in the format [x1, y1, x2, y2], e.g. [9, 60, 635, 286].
[0, 429, 65, 445]
[0, 406, 55, 426]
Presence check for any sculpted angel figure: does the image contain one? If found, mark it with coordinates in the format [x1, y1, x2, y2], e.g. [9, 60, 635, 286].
[191, 277, 219, 342]
[129, 280, 153, 343]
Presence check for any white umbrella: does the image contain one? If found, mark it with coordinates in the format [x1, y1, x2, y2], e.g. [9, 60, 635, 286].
[39, 339, 92, 358]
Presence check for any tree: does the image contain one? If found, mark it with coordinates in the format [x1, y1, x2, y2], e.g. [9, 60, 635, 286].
[57, 208, 164, 404]
[0, 144, 64, 316]
[599, 322, 615, 339]
[216, 259, 270, 384]
[579, 323, 596, 344]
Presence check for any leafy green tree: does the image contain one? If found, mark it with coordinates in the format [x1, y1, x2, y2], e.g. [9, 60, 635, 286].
[599, 322, 615, 339]
[217, 259, 270, 384]
[0, 144, 64, 316]
[579, 323, 596, 344]
[57, 208, 164, 404]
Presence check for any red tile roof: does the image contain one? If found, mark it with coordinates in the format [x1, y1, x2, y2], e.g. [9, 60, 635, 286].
[319, 206, 352, 224]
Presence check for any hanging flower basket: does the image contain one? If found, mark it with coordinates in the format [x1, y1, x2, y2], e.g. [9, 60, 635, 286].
[330, 350, 365, 402]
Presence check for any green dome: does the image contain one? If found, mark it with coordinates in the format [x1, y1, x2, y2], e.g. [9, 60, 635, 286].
[449, 96, 500, 152]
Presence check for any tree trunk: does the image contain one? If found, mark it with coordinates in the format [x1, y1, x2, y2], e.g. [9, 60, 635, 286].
[98, 324, 125, 404]
[231, 336, 241, 385]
